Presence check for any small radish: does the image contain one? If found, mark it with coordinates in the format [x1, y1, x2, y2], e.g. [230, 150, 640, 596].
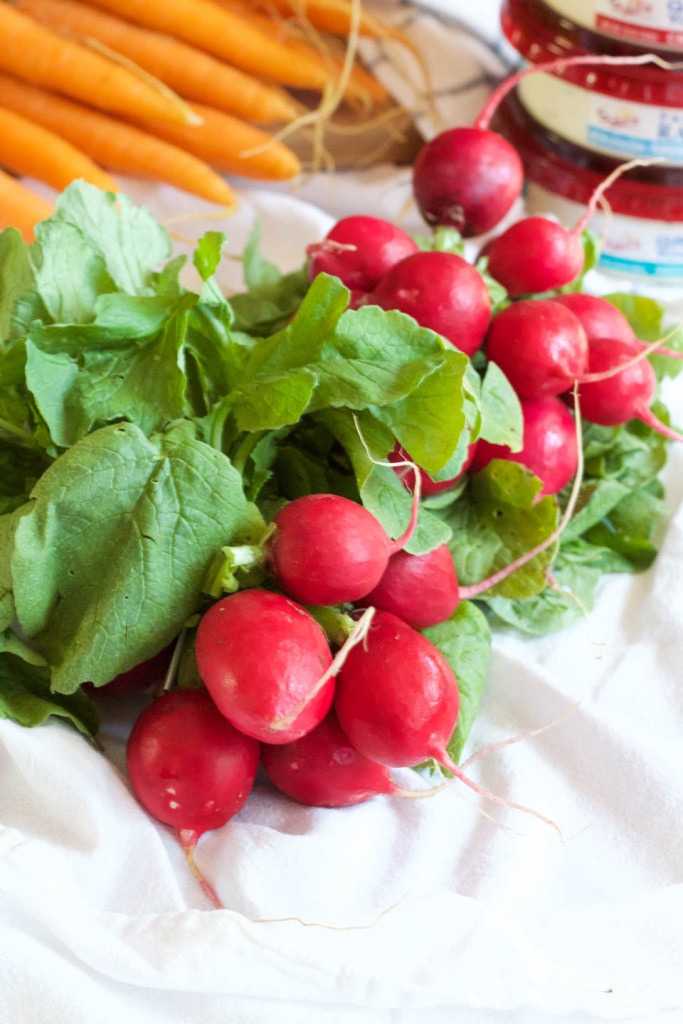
[261, 709, 397, 808]
[471, 396, 578, 498]
[335, 610, 460, 770]
[356, 544, 459, 630]
[412, 53, 667, 239]
[126, 688, 260, 907]
[306, 215, 419, 291]
[195, 589, 335, 744]
[574, 336, 683, 441]
[485, 299, 588, 398]
[388, 440, 478, 497]
[266, 492, 418, 606]
[485, 156, 653, 295]
[366, 251, 491, 356]
[334, 611, 559, 830]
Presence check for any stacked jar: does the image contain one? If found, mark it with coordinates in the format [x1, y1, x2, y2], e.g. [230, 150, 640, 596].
[497, 0, 683, 281]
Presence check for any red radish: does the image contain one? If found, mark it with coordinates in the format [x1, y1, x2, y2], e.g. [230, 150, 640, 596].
[485, 299, 588, 398]
[388, 439, 478, 497]
[366, 251, 491, 357]
[126, 688, 260, 907]
[356, 544, 459, 630]
[334, 610, 559, 830]
[195, 589, 335, 744]
[575, 336, 683, 441]
[413, 127, 523, 237]
[486, 216, 585, 296]
[266, 492, 417, 606]
[261, 709, 397, 807]
[551, 293, 636, 345]
[471, 396, 578, 498]
[485, 156, 655, 295]
[306, 215, 419, 291]
[83, 643, 173, 698]
[335, 610, 459, 770]
[412, 53, 668, 239]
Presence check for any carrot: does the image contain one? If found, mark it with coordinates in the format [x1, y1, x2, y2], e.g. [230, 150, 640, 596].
[136, 101, 302, 180]
[0, 75, 238, 205]
[235, 0, 403, 40]
[81, 0, 347, 91]
[14, 0, 300, 124]
[0, 105, 118, 193]
[0, 170, 53, 241]
[0, 3, 195, 124]
[212, 0, 389, 105]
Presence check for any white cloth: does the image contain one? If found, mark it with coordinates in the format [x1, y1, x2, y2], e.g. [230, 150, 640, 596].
[4, 5, 683, 1024]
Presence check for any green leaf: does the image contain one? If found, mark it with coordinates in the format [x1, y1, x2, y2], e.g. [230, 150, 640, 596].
[0, 229, 35, 341]
[25, 306, 189, 447]
[422, 602, 491, 763]
[50, 182, 171, 295]
[0, 651, 100, 744]
[193, 231, 226, 282]
[485, 559, 600, 636]
[605, 291, 683, 380]
[11, 421, 247, 692]
[446, 462, 559, 599]
[477, 360, 523, 451]
[32, 220, 116, 325]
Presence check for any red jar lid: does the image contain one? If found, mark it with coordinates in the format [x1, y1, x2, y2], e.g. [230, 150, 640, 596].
[494, 90, 683, 220]
[502, 0, 683, 107]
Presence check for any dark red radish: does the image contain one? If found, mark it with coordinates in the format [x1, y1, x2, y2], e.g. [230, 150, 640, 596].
[266, 492, 417, 606]
[551, 293, 636, 345]
[195, 589, 335, 744]
[412, 52, 666, 239]
[356, 544, 460, 630]
[126, 688, 260, 907]
[388, 439, 478, 497]
[83, 643, 174, 698]
[471, 396, 578, 498]
[485, 299, 588, 398]
[367, 250, 491, 356]
[261, 709, 396, 808]
[575, 336, 683, 441]
[305, 215, 419, 292]
[412, 127, 524, 237]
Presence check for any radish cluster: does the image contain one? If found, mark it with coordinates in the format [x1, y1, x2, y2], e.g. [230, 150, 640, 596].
[121, 52, 683, 908]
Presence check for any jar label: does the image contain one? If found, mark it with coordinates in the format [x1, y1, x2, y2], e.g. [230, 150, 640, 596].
[595, 0, 683, 46]
[587, 92, 683, 160]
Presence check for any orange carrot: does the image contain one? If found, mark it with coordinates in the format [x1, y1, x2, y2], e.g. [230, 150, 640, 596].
[213, 0, 389, 105]
[15, 0, 300, 124]
[81, 0, 352, 92]
[0, 170, 53, 241]
[0, 3, 196, 125]
[0, 105, 119, 193]
[0, 74, 238, 205]
[136, 101, 302, 180]
[236, 0, 400, 39]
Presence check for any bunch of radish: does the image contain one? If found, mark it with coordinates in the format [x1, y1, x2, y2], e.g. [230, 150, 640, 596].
[122, 51, 683, 906]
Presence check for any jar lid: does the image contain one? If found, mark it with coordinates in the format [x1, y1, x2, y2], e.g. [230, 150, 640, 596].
[494, 89, 683, 219]
[502, 0, 683, 106]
